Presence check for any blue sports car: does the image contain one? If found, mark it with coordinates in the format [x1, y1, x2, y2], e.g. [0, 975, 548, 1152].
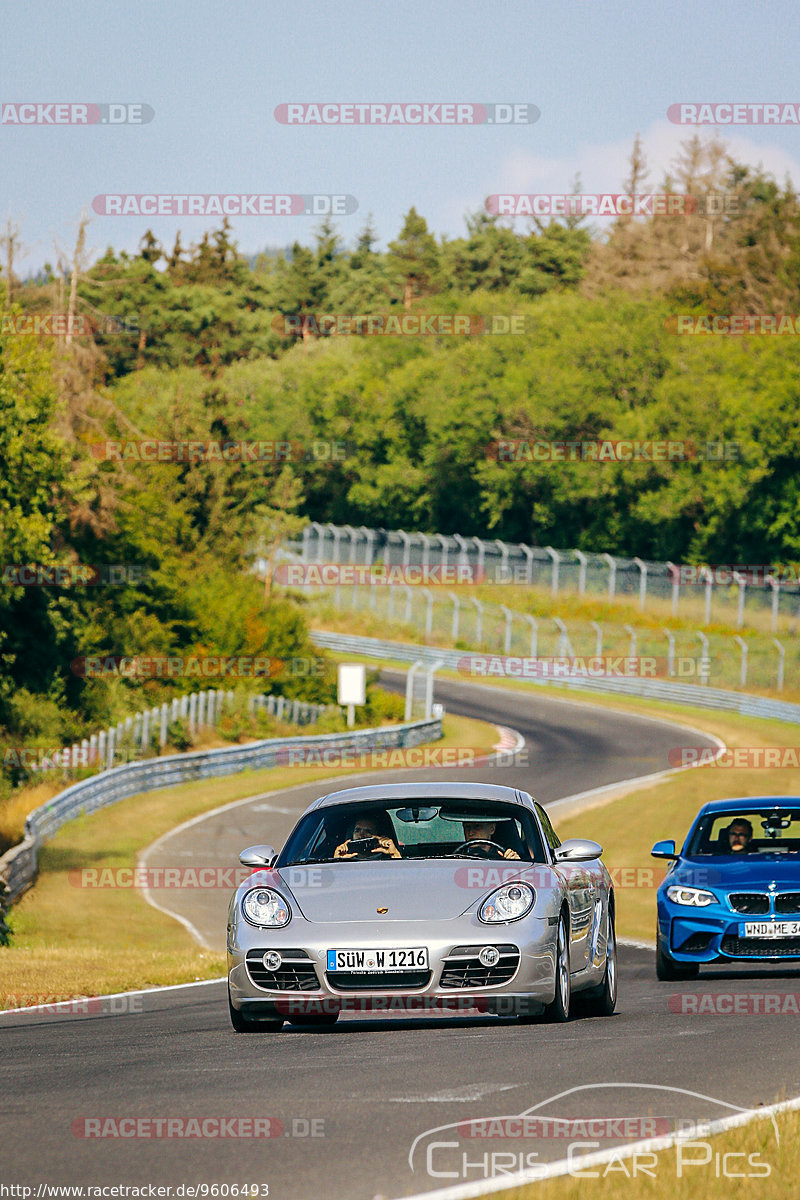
[652, 796, 800, 979]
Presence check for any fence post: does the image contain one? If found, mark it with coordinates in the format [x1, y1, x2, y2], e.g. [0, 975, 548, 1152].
[773, 638, 785, 691]
[360, 526, 375, 566]
[501, 605, 513, 654]
[697, 632, 710, 686]
[553, 618, 573, 657]
[449, 592, 460, 642]
[731, 571, 747, 630]
[699, 566, 713, 626]
[403, 584, 413, 624]
[663, 628, 675, 677]
[106, 727, 115, 770]
[405, 660, 424, 721]
[767, 574, 780, 633]
[472, 537, 486, 582]
[624, 624, 637, 660]
[520, 544, 534, 585]
[602, 553, 617, 599]
[524, 614, 538, 658]
[400, 530, 412, 570]
[590, 620, 603, 659]
[545, 547, 560, 596]
[189, 692, 198, 734]
[141, 710, 150, 752]
[159, 703, 168, 748]
[633, 557, 648, 611]
[422, 587, 434, 638]
[575, 550, 588, 596]
[667, 562, 680, 618]
[733, 635, 748, 688]
[494, 539, 509, 586]
[453, 534, 469, 575]
[420, 532, 432, 572]
[436, 533, 449, 572]
[423, 661, 446, 719]
[472, 598, 483, 646]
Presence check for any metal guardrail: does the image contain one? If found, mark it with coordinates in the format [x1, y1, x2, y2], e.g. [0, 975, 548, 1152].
[311, 630, 800, 725]
[0, 716, 442, 903]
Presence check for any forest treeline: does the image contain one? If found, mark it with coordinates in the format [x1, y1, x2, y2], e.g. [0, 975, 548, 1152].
[2, 134, 800, 781]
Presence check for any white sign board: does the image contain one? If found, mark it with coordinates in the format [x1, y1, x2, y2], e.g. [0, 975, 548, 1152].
[337, 663, 366, 706]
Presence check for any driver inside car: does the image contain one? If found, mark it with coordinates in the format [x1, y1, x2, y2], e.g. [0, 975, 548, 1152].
[462, 819, 520, 859]
[334, 813, 402, 859]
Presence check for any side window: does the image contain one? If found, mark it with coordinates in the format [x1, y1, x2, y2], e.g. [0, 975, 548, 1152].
[536, 803, 561, 852]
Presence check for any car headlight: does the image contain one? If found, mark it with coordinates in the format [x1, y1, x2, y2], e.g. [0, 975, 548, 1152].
[666, 885, 716, 907]
[241, 887, 291, 927]
[479, 883, 535, 924]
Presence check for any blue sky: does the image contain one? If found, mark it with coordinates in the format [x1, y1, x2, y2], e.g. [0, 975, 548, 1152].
[4, 0, 800, 272]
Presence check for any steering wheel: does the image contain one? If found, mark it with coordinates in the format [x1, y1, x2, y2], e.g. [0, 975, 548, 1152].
[451, 839, 506, 859]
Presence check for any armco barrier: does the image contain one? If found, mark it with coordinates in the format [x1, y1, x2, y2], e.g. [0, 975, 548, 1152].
[310, 630, 800, 725]
[0, 716, 441, 903]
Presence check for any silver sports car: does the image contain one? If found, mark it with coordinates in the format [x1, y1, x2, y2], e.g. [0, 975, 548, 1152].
[226, 782, 616, 1030]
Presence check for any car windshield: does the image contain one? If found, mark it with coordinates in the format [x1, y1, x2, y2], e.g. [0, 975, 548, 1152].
[277, 799, 546, 866]
[686, 808, 800, 856]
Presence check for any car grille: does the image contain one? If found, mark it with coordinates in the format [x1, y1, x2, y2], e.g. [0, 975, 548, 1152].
[775, 893, 800, 914]
[326, 970, 432, 991]
[729, 893, 770, 914]
[245, 949, 320, 991]
[721, 936, 800, 958]
[439, 944, 520, 988]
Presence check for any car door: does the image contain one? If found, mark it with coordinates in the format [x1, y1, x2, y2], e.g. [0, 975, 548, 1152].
[535, 802, 595, 970]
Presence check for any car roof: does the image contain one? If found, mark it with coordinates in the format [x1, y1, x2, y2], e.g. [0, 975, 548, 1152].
[696, 796, 800, 816]
[308, 781, 534, 812]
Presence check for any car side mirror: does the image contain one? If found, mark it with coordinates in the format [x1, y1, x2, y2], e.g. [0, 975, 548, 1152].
[651, 839, 678, 859]
[554, 838, 603, 863]
[239, 844, 277, 867]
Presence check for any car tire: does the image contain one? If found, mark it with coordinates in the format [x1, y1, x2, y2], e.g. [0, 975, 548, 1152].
[543, 911, 571, 1023]
[655, 927, 700, 981]
[228, 989, 284, 1033]
[582, 905, 617, 1016]
[286, 1012, 340, 1027]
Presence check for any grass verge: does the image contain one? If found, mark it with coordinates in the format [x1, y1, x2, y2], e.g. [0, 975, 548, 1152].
[0, 713, 495, 1006]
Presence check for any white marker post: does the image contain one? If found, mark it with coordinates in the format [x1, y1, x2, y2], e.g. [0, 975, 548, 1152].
[338, 663, 366, 729]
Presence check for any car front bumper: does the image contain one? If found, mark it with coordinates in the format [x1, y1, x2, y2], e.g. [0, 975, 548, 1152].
[228, 913, 569, 1018]
[658, 900, 800, 963]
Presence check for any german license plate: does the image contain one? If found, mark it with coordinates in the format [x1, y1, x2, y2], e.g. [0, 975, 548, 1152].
[327, 947, 429, 973]
[741, 921, 800, 938]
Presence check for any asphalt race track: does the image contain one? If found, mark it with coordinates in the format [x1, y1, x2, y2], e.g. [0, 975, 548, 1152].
[4, 678, 799, 1200]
